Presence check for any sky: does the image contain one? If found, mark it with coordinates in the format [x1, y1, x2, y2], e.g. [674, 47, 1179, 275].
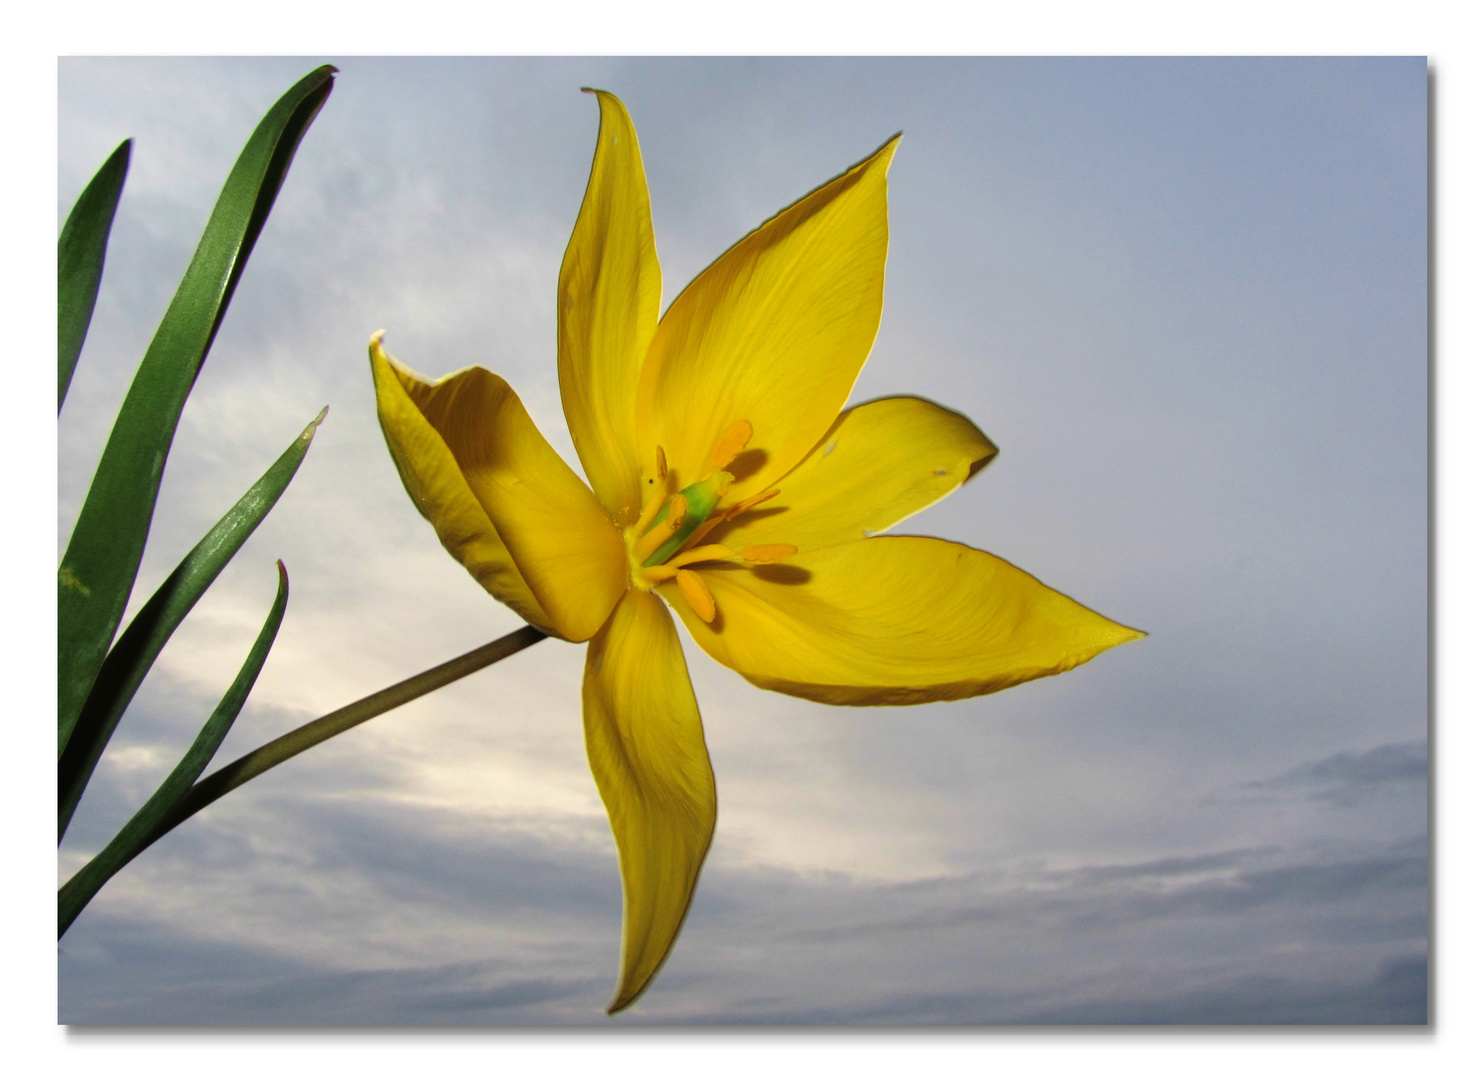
[56, 57, 1428, 1026]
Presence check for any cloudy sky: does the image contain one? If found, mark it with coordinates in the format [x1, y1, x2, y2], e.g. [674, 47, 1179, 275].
[56, 57, 1427, 1025]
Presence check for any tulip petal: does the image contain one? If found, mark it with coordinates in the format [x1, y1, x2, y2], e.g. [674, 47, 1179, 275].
[583, 588, 716, 1013]
[636, 136, 899, 503]
[714, 396, 997, 554]
[662, 536, 1145, 705]
[559, 90, 662, 524]
[372, 337, 627, 642]
[371, 336, 555, 634]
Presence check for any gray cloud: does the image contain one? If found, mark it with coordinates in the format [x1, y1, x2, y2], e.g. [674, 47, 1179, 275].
[61, 747, 1427, 1024]
[1238, 742, 1428, 807]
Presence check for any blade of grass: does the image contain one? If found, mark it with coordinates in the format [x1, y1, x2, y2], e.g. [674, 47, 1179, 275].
[58, 65, 336, 758]
[59, 561, 291, 938]
[58, 139, 131, 413]
[58, 410, 325, 841]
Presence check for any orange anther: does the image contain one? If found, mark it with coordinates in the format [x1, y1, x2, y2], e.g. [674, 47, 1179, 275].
[655, 445, 668, 481]
[709, 420, 753, 469]
[675, 569, 717, 623]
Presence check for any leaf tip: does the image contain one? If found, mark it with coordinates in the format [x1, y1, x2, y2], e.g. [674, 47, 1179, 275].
[299, 406, 329, 443]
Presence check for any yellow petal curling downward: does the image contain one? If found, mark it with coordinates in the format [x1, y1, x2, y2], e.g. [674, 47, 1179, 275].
[583, 589, 716, 1013]
[371, 335, 627, 643]
[371, 335, 556, 634]
[663, 537, 1145, 706]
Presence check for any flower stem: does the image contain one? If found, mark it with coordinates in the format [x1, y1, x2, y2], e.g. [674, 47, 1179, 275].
[154, 624, 548, 840]
[60, 623, 547, 932]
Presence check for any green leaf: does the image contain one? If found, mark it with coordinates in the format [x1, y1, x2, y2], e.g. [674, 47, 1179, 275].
[58, 560, 291, 938]
[58, 139, 131, 413]
[58, 65, 336, 760]
[58, 410, 326, 841]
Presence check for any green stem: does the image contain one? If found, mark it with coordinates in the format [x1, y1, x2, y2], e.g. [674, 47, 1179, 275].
[74, 624, 548, 899]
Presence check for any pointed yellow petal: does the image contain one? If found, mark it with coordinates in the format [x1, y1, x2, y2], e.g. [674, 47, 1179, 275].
[375, 339, 627, 642]
[661, 536, 1144, 705]
[558, 90, 662, 524]
[370, 335, 556, 634]
[635, 136, 899, 502]
[716, 396, 997, 554]
[583, 589, 717, 1013]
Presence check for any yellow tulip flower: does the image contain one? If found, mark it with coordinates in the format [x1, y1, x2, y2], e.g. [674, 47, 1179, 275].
[370, 90, 1143, 1013]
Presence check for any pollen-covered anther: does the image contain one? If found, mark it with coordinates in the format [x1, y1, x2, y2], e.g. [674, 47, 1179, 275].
[709, 420, 753, 469]
[741, 544, 797, 564]
[675, 569, 717, 623]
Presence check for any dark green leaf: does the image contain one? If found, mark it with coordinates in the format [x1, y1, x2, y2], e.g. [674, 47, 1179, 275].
[58, 139, 131, 413]
[58, 65, 336, 759]
[59, 410, 325, 841]
[59, 561, 291, 938]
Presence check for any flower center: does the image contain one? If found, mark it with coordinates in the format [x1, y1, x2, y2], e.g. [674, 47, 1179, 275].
[621, 420, 796, 624]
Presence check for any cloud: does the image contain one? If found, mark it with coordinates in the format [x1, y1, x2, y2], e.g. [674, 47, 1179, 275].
[1237, 741, 1428, 807]
[61, 744, 1427, 1024]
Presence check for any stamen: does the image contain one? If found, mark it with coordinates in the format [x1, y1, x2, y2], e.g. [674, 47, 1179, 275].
[669, 544, 735, 569]
[724, 487, 780, 521]
[682, 514, 724, 551]
[742, 544, 797, 563]
[643, 472, 732, 567]
[709, 420, 753, 469]
[632, 477, 670, 537]
[633, 493, 688, 562]
[675, 569, 717, 623]
[655, 445, 668, 482]
[638, 545, 734, 583]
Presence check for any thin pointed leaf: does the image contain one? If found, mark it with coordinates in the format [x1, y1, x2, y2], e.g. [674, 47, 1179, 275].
[59, 410, 325, 840]
[59, 139, 131, 412]
[59, 561, 290, 938]
[58, 65, 336, 758]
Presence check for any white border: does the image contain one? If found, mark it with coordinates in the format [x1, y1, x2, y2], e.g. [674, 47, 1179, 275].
[12, 3, 1476, 1076]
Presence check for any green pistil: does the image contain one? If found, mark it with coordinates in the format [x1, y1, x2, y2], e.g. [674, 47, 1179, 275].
[642, 471, 731, 567]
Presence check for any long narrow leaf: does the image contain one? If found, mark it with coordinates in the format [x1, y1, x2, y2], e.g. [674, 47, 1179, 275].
[58, 65, 336, 757]
[59, 409, 326, 840]
[59, 561, 291, 938]
[58, 139, 131, 412]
